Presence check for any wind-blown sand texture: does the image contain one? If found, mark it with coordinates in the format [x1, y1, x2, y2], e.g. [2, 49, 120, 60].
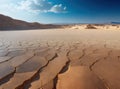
[0, 27, 120, 89]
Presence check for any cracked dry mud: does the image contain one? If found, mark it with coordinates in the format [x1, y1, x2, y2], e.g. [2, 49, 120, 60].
[0, 29, 120, 89]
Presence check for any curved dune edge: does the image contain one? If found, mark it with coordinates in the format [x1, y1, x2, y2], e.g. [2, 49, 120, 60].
[57, 66, 108, 89]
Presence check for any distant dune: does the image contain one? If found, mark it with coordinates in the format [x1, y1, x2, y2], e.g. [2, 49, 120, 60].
[1, 14, 120, 31]
[0, 14, 60, 30]
[63, 24, 120, 30]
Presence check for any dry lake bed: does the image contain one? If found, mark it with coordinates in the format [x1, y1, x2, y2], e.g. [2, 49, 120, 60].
[0, 28, 120, 89]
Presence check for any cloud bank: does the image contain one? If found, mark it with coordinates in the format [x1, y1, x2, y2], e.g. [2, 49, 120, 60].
[17, 0, 67, 13]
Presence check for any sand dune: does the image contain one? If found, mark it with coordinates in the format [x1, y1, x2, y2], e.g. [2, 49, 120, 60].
[64, 24, 120, 30]
[0, 28, 120, 89]
[57, 66, 108, 89]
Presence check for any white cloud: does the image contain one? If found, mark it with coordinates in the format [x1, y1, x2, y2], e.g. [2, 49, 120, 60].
[17, 0, 32, 10]
[50, 4, 67, 13]
[16, 0, 67, 13]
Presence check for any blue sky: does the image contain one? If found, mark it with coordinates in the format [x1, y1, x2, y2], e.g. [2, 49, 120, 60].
[0, 0, 120, 24]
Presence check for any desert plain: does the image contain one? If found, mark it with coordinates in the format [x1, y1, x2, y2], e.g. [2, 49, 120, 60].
[0, 24, 120, 89]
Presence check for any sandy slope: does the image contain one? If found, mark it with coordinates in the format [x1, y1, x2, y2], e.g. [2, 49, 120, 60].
[0, 28, 120, 89]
